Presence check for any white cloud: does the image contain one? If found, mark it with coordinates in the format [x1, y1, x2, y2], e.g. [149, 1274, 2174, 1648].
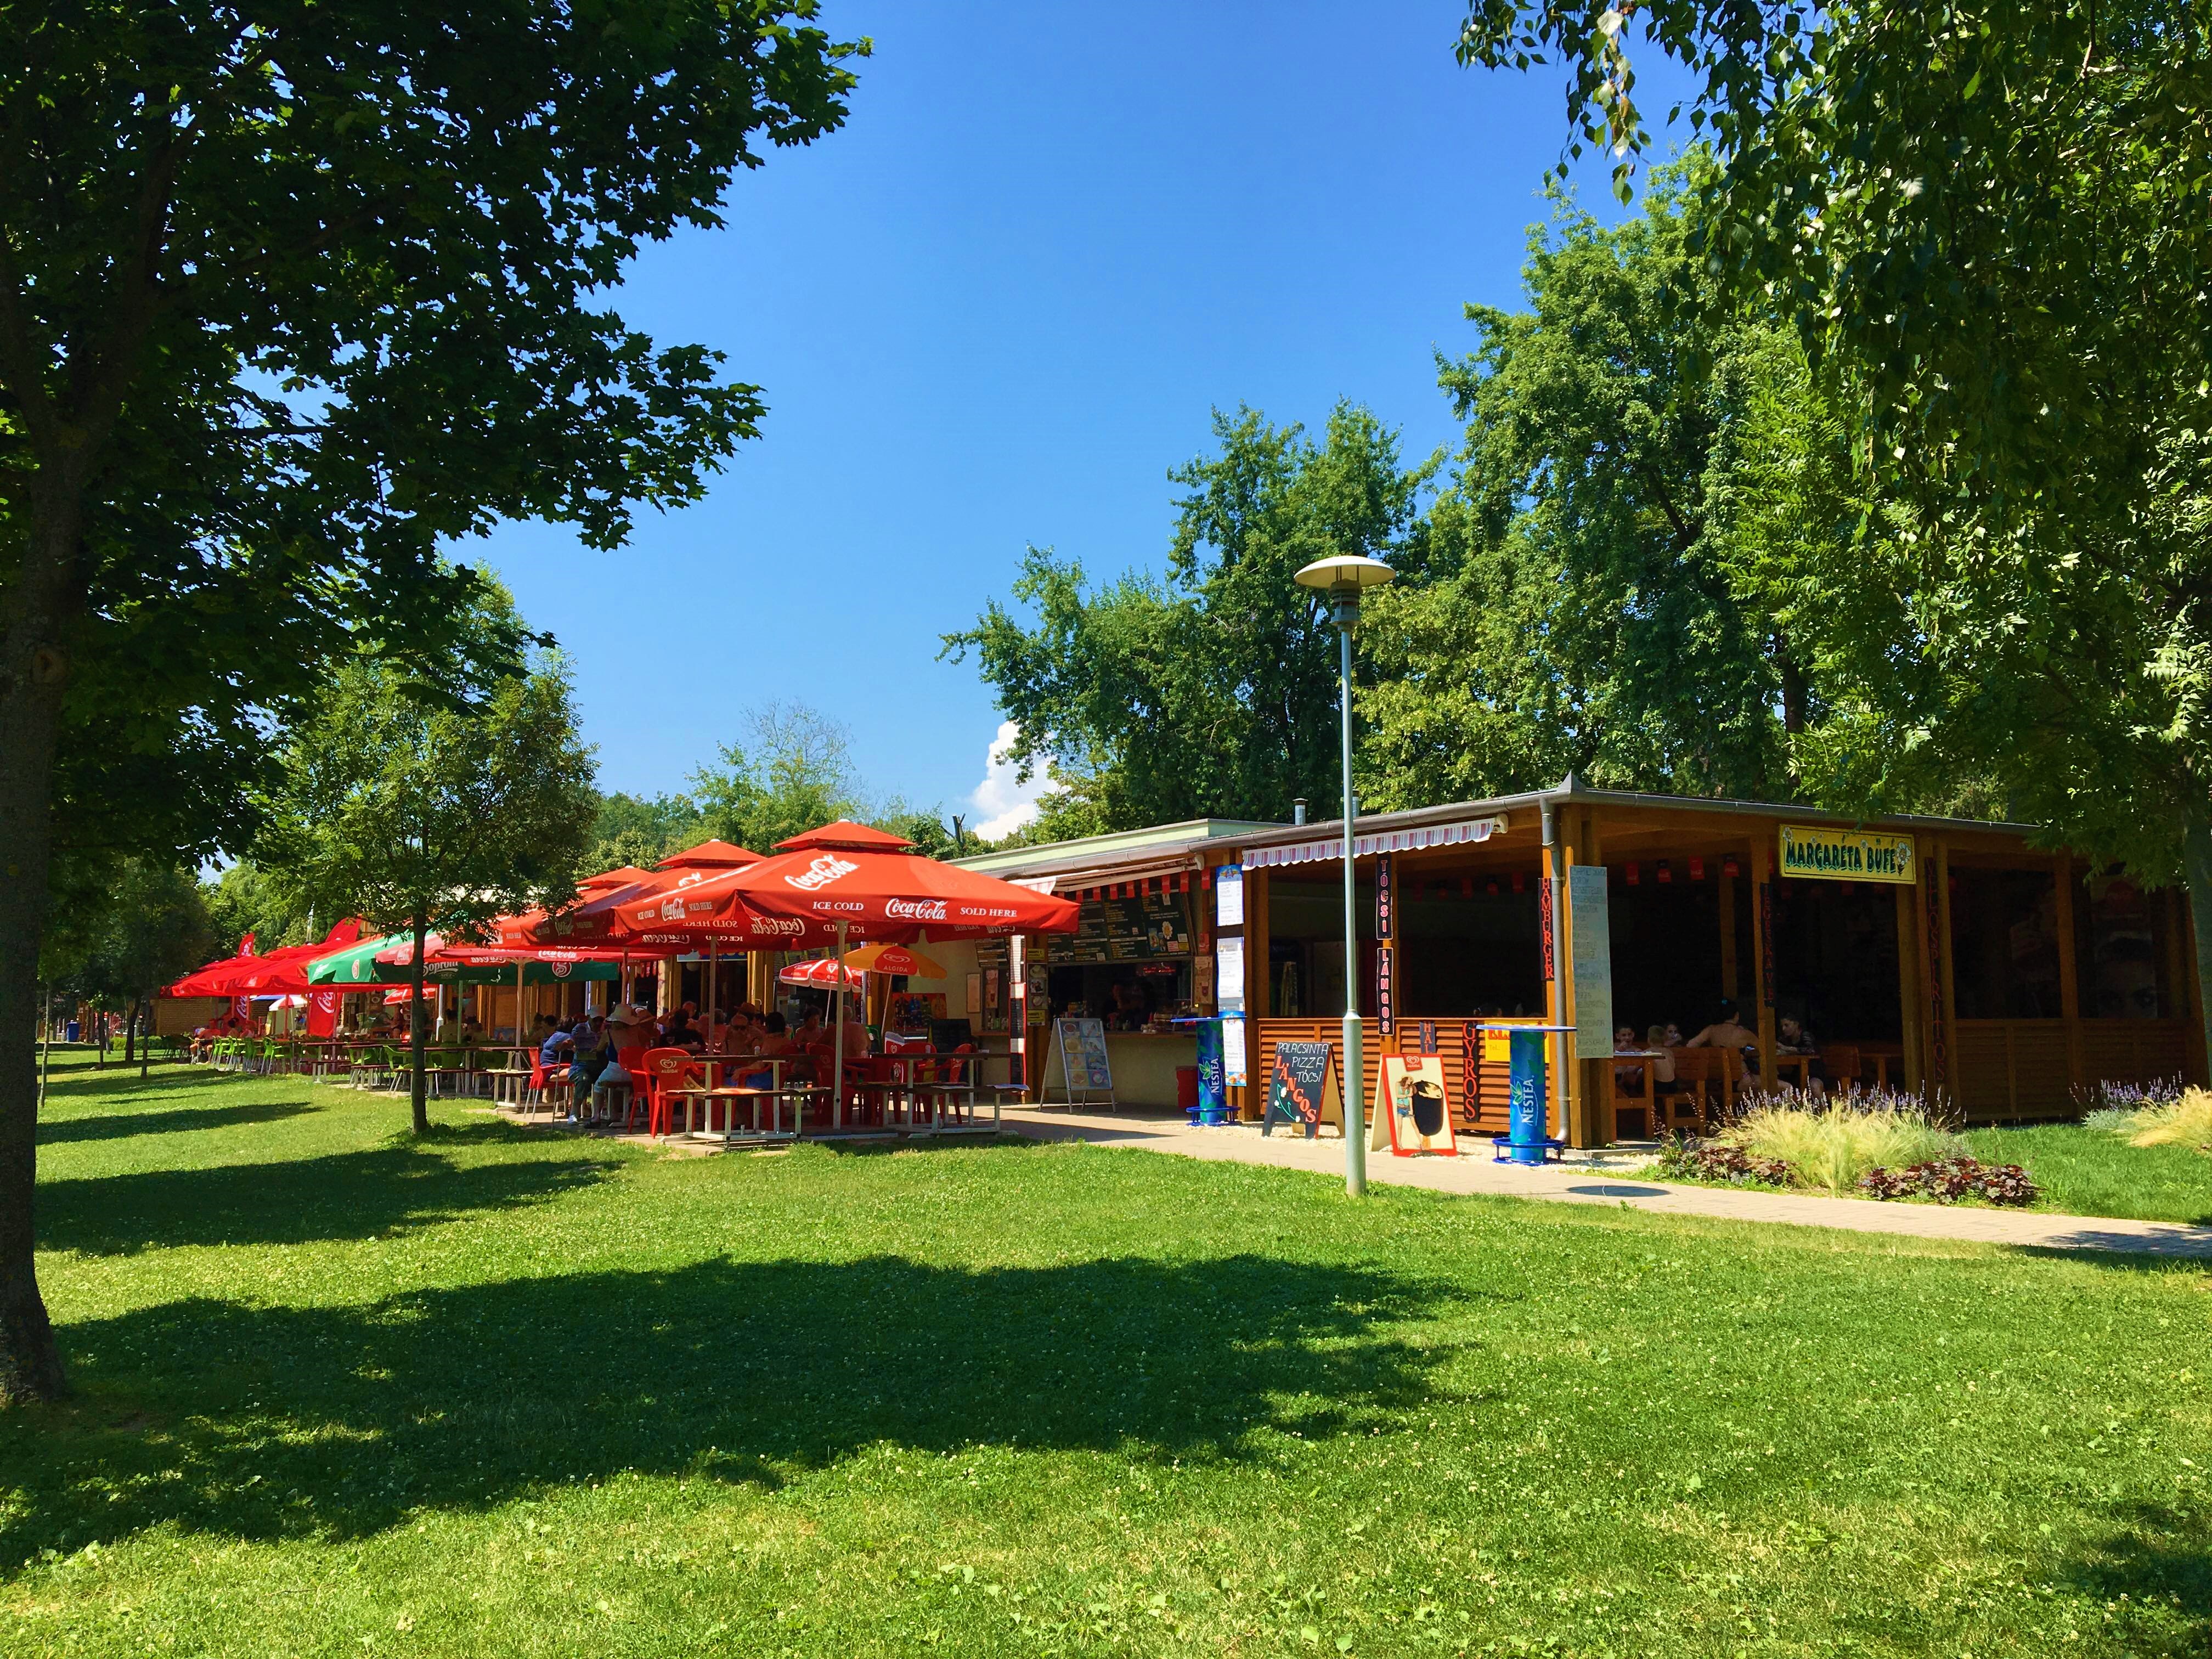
[968, 720, 1047, 840]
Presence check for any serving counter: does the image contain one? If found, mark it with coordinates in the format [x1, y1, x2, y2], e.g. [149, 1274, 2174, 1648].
[1041, 1028, 1198, 1109]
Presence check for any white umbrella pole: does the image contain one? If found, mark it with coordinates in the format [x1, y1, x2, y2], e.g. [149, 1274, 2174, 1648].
[516, 961, 526, 1116]
[832, 919, 847, 1131]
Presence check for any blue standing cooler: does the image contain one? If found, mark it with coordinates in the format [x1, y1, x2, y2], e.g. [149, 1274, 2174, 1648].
[1480, 1023, 1572, 1164]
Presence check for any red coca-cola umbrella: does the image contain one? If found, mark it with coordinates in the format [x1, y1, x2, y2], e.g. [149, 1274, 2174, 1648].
[667, 822, 1079, 1125]
[678, 822, 1079, 942]
[500, 843, 761, 947]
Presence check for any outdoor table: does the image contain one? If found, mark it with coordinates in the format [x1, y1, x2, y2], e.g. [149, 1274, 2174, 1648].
[1858, 1043, 1903, 1090]
[672, 1082, 826, 1141]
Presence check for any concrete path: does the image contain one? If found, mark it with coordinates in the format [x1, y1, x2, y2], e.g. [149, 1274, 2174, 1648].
[999, 1105, 2212, 1260]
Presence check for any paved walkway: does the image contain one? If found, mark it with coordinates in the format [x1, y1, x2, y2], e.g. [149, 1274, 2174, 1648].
[998, 1105, 2212, 1260]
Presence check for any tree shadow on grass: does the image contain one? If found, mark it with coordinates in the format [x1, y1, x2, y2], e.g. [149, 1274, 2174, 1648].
[36, 1125, 622, 1255]
[2058, 1502, 2212, 1643]
[41, 1066, 257, 1105]
[36, 1100, 319, 1147]
[2, 1254, 1460, 1563]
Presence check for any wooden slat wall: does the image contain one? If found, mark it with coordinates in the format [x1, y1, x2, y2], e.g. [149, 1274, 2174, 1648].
[2079, 1020, 2192, 1091]
[1247, 1015, 1545, 1133]
[1952, 1018, 2188, 1120]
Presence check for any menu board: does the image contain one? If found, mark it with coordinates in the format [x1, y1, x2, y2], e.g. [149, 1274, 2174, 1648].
[1048, 903, 1113, 964]
[1106, 891, 1192, 960]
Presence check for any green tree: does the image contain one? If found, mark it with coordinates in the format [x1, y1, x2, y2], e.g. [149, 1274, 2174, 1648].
[1359, 183, 1847, 809]
[1453, 0, 2212, 1066]
[947, 403, 1436, 831]
[686, 703, 954, 856]
[41, 860, 213, 1074]
[0, 3, 861, 1402]
[201, 860, 318, 957]
[259, 630, 598, 1136]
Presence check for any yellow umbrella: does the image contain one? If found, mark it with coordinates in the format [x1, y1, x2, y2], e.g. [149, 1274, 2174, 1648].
[840, 943, 946, 979]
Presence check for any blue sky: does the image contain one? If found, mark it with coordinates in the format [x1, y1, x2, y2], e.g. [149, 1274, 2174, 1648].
[481, 2, 1688, 836]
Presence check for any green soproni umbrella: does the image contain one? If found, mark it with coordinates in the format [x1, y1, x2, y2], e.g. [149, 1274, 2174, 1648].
[307, 935, 619, 986]
[307, 934, 400, 984]
[421, 959, 619, 985]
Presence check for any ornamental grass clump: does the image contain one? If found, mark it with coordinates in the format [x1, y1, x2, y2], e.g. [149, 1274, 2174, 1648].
[1720, 1095, 1966, 1194]
[2115, 1088, 2212, 1155]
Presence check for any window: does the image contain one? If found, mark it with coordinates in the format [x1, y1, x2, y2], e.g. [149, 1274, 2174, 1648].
[1948, 867, 2062, 1019]
[2074, 873, 2174, 1020]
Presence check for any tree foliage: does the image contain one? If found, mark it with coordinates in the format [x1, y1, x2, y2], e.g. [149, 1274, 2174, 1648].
[1454, 0, 2212, 1053]
[257, 599, 598, 1133]
[588, 703, 955, 868]
[0, 0, 865, 1404]
[40, 860, 213, 1038]
[1359, 179, 1866, 810]
[947, 404, 1436, 831]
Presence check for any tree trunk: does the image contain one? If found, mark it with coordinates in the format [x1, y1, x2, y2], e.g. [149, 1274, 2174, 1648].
[136, 995, 150, 1081]
[0, 493, 83, 1405]
[124, 1000, 136, 1068]
[2186, 803, 2212, 1082]
[408, 912, 430, 1135]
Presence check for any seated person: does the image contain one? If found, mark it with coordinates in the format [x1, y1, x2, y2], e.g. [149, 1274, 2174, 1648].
[723, 1011, 761, 1055]
[792, 1008, 828, 1051]
[737, 1013, 793, 1088]
[661, 1007, 704, 1053]
[539, 1018, 575, 1067]
[433, 1010, 463, 1046]
[1610, 1025, 1652, 1096]
[565, 1017, 611, 1110]
[838, 1009, 871, 1061]
[1777, 1012, 1827, 1094]
[585, 1013, 650, 1114]
[1684, 1000, 1761, 1076]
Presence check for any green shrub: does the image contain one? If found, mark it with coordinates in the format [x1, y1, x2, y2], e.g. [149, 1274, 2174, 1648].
[1721, 1096, 1967, 1194]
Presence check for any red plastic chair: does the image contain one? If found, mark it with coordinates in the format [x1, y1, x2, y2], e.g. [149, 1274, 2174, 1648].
[639, 1047, 703, 1138]
[526, 1056, 570, 1112]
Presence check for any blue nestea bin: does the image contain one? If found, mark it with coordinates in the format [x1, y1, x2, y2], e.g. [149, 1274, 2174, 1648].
[1480, 1023, 1571, 1165]
[1172, 1017, 1232, 1126]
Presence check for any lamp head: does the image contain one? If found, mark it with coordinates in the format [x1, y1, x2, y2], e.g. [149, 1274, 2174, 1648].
[1295, 554, 1393, 627]
[1293, 554, 1396, 596]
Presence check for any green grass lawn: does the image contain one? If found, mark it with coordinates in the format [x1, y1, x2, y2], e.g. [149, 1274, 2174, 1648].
[7, 1052, 2210, 1657]
[1965, 1124, 2212, 1226]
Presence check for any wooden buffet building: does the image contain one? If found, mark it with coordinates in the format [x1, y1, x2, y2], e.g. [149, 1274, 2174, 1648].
[955, 781, 2207, 1144]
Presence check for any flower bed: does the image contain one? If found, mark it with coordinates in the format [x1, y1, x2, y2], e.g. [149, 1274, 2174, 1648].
[1857, 1156, 2039, 1206]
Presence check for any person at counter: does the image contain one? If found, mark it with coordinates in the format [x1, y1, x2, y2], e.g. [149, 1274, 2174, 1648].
[1107, 978, 1149, 1031]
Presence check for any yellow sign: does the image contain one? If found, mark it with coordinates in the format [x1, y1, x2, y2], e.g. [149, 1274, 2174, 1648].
[1778, 825, 1916, 884]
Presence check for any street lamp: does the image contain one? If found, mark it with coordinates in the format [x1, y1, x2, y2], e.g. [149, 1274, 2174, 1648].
[1293, 552, 1395, 1197]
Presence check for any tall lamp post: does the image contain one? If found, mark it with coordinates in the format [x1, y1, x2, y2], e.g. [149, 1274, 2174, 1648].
[1293, 552, 1395, 1197]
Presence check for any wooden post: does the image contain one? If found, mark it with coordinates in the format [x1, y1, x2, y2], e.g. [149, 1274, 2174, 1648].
[2053, 851, 2081, 1092]
[1934, 838, 1956, 1103]
[1749, 825, 1776, 1089]
[1718, 862, 1739, 1005]
[1547, 811, 1575, 1143]
[2179, 889, 2210, 1086]
[1896, 839, 1925, 1090]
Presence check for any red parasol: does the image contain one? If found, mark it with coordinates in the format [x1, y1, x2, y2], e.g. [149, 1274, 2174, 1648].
[679, 821, 1079, 943]
[662, 822, 1077, 1127]
[500, 843, 763, 947]
[165, 920, 366, 997]
[777, 957, 865, 991]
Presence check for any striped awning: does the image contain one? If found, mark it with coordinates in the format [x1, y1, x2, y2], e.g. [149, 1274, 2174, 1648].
[1240, 816, 1508, 870]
